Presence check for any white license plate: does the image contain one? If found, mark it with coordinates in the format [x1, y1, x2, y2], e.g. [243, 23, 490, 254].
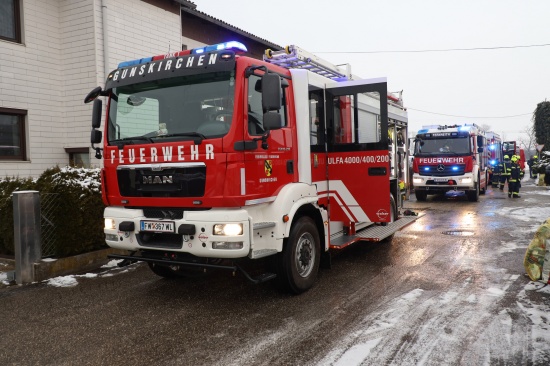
[434, 178, 448, 182]
[140, 221, 175, 233]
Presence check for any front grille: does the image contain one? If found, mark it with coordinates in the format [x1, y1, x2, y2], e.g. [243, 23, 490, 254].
[143, 208, 184, 220]
[419, 164, 465, 177]
[118, 166, 206, 198]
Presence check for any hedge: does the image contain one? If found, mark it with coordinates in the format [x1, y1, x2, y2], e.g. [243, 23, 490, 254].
[0, 166, 107, 258]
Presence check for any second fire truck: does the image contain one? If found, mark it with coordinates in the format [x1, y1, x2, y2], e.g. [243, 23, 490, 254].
[412, 124, 489, 202]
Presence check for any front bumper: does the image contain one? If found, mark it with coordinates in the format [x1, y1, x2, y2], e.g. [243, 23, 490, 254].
[103, 206, 251, 259]
[412, 173, 475, 192]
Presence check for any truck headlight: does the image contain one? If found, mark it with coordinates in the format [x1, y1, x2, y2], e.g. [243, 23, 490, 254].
[460, 178, 472, 184]
[413, 178, 423, 184]
[213, 223, 243, 236]
[105, 218, 116, 230]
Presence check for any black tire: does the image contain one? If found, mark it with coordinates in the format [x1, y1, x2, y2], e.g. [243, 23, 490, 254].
[480, 172, 487, 195]
[466, 178, 480, 202]
[383, 195, 398, 242]
[415, 190, 427, 202]
[381, 194, 397, 227]
[276, 217, 320, 294]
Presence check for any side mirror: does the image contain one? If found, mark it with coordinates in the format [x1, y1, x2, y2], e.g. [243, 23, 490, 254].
[84, 86, 103, 104]
[92, 99, 102, 128]
[91, 129, 102, 144]
[477, 135, 484, 147]
[263, 112, 282, 131]
[261, 73, 281, 111]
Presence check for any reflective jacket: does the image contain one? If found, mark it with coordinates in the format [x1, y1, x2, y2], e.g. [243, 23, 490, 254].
[510, 163, 521, 181]
[502, 160, 512, 176]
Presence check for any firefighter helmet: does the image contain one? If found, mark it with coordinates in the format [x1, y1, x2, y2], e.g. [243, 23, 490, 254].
[511, 155, 518, 162]
[504, 155, 510, 160]
[534, 155, 538, 159]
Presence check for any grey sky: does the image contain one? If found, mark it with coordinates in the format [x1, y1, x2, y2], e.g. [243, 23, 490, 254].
[195, 0, 550, 142]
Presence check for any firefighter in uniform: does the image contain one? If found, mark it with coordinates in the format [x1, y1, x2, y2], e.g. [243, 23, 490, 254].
[491, 159, 501, 188]
[509, 155, 522, 198]
[527, 155, 538, 179]
[499, 155, 511, 191]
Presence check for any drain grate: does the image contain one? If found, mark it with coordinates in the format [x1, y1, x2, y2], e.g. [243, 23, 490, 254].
[443, 230, 475, 236]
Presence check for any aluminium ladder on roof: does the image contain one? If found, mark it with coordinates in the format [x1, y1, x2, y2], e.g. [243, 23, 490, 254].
[263, 45, 352, 81]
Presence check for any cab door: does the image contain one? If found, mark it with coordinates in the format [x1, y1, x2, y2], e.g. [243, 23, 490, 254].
[322, 78, 391, 224]
[241, 73, 295, 201]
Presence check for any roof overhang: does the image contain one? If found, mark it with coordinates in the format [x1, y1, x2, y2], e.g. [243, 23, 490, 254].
[180, 7, 281, 50]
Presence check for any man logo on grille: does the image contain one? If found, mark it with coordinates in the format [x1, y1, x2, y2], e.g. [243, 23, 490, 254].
[265, 160, 273, 177]
[437, 164, 445, 172]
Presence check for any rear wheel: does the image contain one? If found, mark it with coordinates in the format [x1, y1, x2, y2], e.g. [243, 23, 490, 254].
[383, 195, 398, 242]
[276, 217, 320, 294]
[480, 172, 487, 195]
[415, 190, 427, 201]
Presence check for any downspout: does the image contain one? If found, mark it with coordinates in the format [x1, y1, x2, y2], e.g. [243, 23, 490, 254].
[101, 0, 110, 82]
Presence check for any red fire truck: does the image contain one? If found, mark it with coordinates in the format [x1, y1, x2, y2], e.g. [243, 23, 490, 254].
[412, 123, 489, 202]
[486, 131, 503, 187]
[85, 42, 415, 293]
[503, 140, 526, 170]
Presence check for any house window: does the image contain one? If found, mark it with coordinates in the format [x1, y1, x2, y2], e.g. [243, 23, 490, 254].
[65, 148, 90, 168]
[0, 0, 22, 43]
[0, 107, 26, 160]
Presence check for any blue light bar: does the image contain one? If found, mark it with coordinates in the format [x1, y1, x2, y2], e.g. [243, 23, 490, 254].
[459, 126, 471, 132]
[118, 57, 153, 68]
[192, 41, 248, 55]
[452, 166, 459, 171]
[418, 129, 428, 134]
[489, 144, 495, 151]
[491, 160, 496, 165]
[424, 167, 430, 171]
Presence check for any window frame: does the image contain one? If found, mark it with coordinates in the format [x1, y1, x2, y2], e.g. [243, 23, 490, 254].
[0, 0, 22, 43]
[0, 107, 27, 161]
[246, 74, 288, 136]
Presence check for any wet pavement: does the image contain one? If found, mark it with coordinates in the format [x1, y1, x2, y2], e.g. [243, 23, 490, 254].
[1, 180, 550, 365]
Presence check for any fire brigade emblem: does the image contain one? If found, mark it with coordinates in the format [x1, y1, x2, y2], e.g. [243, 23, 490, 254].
[264, 160, 273, 177]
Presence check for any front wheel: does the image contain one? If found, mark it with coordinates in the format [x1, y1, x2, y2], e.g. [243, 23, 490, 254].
[466, 179, 480, 202]
[415, 190, 427, 201]
[276, 217, 320, 294]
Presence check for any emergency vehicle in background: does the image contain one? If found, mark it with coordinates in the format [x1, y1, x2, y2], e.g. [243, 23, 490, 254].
[85, 41, 414, 294]
[503, 140, 526, 170]
[486, 131, 503, 187]
[412, 123, 488, 202]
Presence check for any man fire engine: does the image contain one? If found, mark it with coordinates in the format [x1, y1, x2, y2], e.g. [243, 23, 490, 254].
[85, 41, 416, 294]
[412, 124, 488, 202]
[485, 131, 502, 187]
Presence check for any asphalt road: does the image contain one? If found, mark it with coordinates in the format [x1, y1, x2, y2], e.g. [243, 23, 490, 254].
[1, 181, 550, 366]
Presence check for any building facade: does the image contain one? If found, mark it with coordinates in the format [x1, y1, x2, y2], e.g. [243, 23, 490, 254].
[0, 0, 279, 177]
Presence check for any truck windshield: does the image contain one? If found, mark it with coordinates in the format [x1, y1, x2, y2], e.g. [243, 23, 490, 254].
[415, 137, 470, 155]
[108, 71, 235, 144]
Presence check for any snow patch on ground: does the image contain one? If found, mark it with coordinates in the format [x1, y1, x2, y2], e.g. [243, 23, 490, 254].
[47, 276, 78, 287]
[101, 259, 123, 268]
[517, 283, 550, 362]
[43, 261, 136, 287]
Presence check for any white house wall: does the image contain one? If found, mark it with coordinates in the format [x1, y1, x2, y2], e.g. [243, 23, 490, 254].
[0, 0, 182, 178]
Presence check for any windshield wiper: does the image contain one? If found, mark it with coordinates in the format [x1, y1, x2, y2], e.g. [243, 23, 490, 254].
[155, 132, 207, 143]
[110, 136, 154, 145]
